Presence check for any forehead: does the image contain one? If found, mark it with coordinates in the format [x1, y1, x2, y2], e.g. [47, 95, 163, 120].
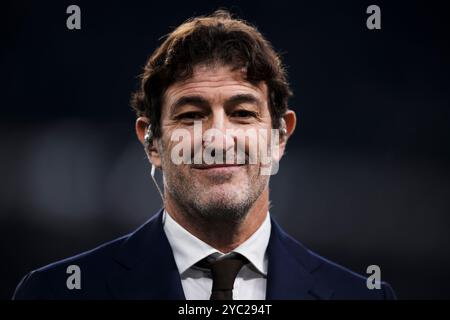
[162, 65, 268, 107]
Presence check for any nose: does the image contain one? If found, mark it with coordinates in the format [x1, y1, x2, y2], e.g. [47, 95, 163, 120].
[203, 110, 235, 160]
[203, 130, 235, 158]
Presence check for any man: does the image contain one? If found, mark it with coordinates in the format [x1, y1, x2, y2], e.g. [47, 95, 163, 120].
[13, 10, 396, 300]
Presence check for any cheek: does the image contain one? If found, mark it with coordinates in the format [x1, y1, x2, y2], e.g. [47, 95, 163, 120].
[245, 127, 273, 164]
[163, 126, 206, 164]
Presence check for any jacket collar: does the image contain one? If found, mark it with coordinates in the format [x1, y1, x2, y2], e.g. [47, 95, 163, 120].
[107, 208, 333, 300]
[265, 218, 334, 299]
[108, 208, 185, 299]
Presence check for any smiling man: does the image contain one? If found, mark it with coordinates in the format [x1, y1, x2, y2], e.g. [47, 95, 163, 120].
[13, 10, 396, 300]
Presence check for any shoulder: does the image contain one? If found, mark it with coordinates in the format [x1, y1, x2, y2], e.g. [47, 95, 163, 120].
[309, 249, 396, 299]
[13, 234, 129, 300]
[13, 210, 166, 300]
[283, 231, 397, 300]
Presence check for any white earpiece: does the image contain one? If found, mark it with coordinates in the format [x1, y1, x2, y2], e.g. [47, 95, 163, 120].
[144, 124, 164, 202]
[279, 119, 288, 136]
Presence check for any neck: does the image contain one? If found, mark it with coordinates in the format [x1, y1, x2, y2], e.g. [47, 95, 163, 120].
[164, 188, 269, 253]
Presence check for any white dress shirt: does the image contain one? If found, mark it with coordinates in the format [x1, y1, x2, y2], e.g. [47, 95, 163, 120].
[163, 209, 271, 300]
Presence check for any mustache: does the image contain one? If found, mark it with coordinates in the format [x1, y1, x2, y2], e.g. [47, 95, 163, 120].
[182, 142, 254, 165]
[168, 133, 275, 168]
[193, 149, 251, 165]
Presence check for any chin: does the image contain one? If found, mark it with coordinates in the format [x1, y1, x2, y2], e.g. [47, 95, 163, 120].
[205, 186, 244, 199]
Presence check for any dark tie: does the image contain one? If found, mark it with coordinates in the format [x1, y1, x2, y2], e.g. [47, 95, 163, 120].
[198, 254, 248, 300]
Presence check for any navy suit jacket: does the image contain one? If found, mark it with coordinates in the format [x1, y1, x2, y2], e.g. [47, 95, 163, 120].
[13, 208, 396, 300]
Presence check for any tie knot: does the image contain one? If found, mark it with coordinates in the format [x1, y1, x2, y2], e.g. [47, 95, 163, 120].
[197, 254, 248, 300]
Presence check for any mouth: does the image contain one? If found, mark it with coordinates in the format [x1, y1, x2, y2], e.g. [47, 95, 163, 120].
[191, 163, 244, 173]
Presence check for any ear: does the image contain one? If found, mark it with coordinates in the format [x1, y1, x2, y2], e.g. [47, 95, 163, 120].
[277, 109, 297, 160]
[136, 117, 162, 168]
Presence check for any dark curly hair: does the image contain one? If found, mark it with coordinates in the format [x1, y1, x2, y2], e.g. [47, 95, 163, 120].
[131, 9, 292, 138]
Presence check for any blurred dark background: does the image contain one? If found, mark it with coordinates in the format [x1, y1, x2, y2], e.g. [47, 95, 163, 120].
[1, 0, 449, 299]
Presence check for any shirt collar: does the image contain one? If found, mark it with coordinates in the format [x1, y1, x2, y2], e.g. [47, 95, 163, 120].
[163, 209, 271, 276]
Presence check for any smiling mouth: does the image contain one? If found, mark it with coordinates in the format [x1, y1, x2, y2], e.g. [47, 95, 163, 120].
[191, 164, 245, 171]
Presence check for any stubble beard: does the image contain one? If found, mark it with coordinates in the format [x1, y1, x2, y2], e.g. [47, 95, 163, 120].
[161, 151, 269, 224]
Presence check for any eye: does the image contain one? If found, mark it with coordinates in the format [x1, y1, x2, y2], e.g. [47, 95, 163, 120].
[176, 112, 205, 120]
[231, 110, 257, 118]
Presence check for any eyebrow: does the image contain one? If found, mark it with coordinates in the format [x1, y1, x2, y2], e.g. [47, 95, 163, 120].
[169, 93, 262, 115]
[223, 93, 262, 110]
[170, 95, 210, 114]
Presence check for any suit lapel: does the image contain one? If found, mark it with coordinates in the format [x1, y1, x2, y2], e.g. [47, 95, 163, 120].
[106, 208, 333, 300]
[107, 208, 185, 299]
[266, 218, 334, 300]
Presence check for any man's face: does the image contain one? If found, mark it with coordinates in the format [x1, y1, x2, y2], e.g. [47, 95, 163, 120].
[157, 64, 274, 220]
